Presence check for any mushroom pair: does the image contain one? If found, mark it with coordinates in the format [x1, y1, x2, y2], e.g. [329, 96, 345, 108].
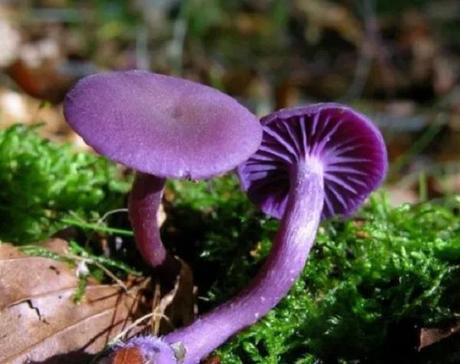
[64, 71, 387, 364]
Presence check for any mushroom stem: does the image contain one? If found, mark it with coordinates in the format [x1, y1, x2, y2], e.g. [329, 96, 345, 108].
[128, 172, 171, 270]
[164, 160, 324, 364]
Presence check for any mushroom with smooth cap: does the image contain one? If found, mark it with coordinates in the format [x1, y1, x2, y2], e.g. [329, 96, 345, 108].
[63, 70, 262, 277]
[104, 103, 387, 364]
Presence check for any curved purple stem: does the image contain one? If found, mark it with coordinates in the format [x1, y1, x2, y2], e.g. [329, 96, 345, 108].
[128, 172, 169, 269]
[103, 103, 386, 364]
[164, 160, 324, 363]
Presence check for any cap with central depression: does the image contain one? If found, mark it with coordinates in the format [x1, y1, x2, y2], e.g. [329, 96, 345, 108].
[64, 70, 262, 179]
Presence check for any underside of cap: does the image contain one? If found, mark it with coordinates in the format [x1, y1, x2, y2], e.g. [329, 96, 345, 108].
[64, 70, 262, 179]
[238, 103, 387, 219]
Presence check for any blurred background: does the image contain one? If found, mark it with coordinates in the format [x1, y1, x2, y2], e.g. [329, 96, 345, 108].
[1, 0, 459, 202]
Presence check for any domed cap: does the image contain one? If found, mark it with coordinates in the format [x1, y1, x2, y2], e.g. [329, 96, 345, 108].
[238, 103, 387, 219]
[64, 70, 262, 179]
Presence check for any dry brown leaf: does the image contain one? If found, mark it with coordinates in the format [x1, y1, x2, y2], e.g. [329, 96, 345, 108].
[152, 258, 196, 335]
[0, 241, 146, 364]
[418, 319, 460, 363]
[106, 347, 144, 364]
[202, 355, 221, 364]
[419, 319, 460, 350]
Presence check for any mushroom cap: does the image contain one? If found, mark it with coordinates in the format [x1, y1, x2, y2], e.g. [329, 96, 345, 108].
[238, 103, 387, 219]
[64, 70, 262, 179]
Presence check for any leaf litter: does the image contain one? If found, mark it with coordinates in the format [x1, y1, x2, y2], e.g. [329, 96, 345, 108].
[0, 239, 147, 364]
[0, 238, 197, 363]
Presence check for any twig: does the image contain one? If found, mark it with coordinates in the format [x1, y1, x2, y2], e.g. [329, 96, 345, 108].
[97, 208, 129, 225]
[108, 311, 173, 345]
[61, 216, 134, 236]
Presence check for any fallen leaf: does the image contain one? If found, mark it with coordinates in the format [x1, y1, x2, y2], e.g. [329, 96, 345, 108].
[419, 319, 460, 350]
[0, 241, 146, 364]
[152, 258, 196, 335]
[202, 354, 221, 364]
[418, 319, 460, 363]
[105, 347, 144, 364]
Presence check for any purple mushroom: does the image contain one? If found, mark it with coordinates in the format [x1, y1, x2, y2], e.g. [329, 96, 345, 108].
[63, 70, 262, 276]
[104, 103, 387, 364]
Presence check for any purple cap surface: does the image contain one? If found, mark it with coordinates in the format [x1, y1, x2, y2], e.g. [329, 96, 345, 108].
[238, 103, 387, 219]
[64, 70, 261, 179]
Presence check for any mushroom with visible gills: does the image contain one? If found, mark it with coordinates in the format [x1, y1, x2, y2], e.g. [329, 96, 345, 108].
[63, 70, 262, 279]
[103, 103, 387, 364]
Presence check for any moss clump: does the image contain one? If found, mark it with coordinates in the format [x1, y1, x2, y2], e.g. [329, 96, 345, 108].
[167, 178, 460, 363]
[2, 126, 459, 362]
[0, 125, 130, 243]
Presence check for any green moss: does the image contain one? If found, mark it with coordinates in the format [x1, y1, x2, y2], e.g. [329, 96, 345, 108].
[2, 126, 459, 362]
[0, 125, 130, 243]
[168, 178, 460, 363]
